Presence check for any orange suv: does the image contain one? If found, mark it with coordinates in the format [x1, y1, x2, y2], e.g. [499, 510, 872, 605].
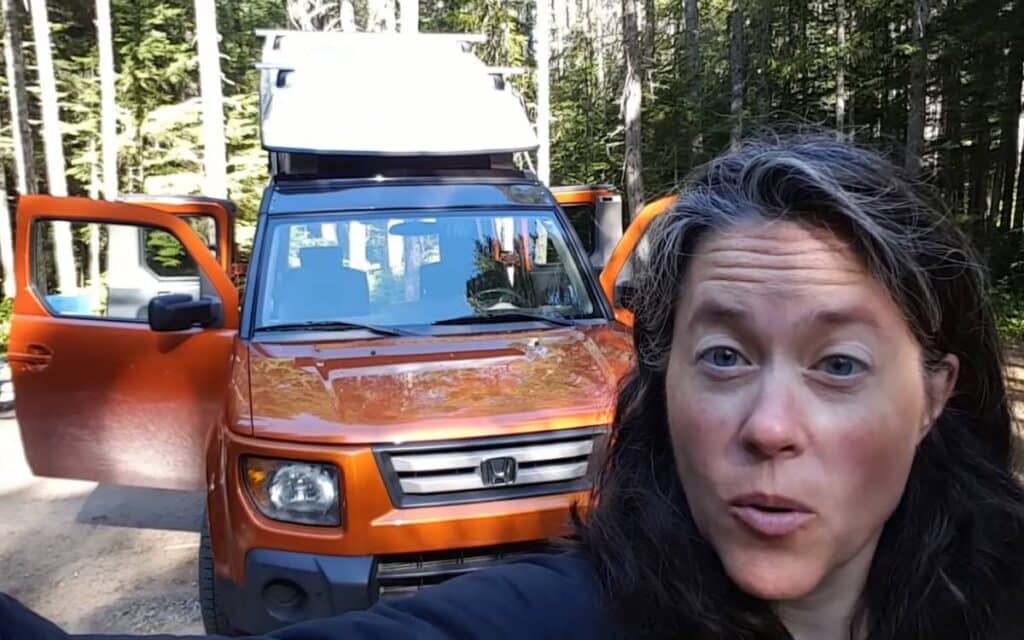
[8, 171, 666, 634]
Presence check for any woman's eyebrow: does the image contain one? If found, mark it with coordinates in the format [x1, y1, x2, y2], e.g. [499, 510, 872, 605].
[687, 300, 750, 327]
[686, 300, 882, 330]
[807, 307, 882, 330]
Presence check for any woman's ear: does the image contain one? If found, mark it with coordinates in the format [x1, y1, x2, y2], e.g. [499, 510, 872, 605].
[920, 353, 960, 441]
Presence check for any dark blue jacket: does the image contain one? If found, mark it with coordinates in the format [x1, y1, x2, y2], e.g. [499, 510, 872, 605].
[0, 553, 621, 639]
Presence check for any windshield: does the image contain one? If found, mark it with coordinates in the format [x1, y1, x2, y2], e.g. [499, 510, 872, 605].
[255, 210, 600, 330]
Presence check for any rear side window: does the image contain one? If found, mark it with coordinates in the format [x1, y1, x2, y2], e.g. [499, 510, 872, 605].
[142, 229, 200, 277]
[561, 204, 595, 254]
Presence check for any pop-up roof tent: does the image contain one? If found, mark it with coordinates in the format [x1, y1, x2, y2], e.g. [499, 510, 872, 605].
[256, 30, 538, 177]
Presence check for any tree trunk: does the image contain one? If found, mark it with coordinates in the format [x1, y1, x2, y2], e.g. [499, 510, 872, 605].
[1016, 114, 1024, 229]
[642, 0, 654, 65]
[836, 0, 846, 135]
[536, 0, 551, 184]
[729, 0, 744, 150]
[194, 0, 228, 199]
[989, 165, 1003, 221]
[998, 25, 1022, 227]
[685, 0, 699, 78]
[939, 46, 964, 215]
[340, 0, 356, 31]
[97, 0, 117, 200]
[2, 0, 36, 194]
[399, 0, 417, 33]
[87, 141, 101, 293]
[684, 0, 701, 158]
[595, 0, 605, 88]
[622, 0, 643, 220]
[553, 0, 566, 60]
[367, 0, 396, 32]
[756, 0, 773, 116]
[970, 126, 992, 220]
[847, 3, 855, 131]
[905, 0, 929, 174]
[29, 0, 76, 293]
[0, 137, 16, 298]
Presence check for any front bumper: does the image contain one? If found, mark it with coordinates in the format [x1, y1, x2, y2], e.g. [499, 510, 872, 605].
[220, 542, 549, 634]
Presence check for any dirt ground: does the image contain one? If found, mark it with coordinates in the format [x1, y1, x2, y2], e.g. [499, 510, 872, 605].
[0, 416, 205, 634]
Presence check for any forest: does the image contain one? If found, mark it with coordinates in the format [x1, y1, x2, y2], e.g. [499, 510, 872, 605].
[0, 0, 1022, 340]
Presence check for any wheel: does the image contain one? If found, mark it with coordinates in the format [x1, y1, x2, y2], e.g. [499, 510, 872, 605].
[198, 513, 242, 636]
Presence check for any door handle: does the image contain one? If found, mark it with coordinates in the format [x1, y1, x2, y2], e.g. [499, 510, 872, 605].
[8, 344, 53, 369]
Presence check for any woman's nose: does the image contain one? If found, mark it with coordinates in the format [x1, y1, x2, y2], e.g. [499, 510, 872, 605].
[738, 372, 806, 460]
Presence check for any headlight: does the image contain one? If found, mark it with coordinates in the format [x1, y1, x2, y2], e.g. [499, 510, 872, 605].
[242, 457, 341, 526]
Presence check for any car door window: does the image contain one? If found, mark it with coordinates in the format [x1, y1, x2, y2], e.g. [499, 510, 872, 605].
[33, 219, 216, 321]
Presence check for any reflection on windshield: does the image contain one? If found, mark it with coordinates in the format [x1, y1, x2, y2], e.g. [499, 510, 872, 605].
[256, 211, 598, 330]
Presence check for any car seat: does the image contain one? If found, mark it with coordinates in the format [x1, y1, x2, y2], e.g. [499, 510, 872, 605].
[277, 246, 370, 322]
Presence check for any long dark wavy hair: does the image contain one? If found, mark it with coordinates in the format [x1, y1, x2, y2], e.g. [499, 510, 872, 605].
[575, 135, 1024, 639]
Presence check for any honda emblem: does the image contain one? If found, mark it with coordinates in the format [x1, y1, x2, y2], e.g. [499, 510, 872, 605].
[480, 456, 518, 486]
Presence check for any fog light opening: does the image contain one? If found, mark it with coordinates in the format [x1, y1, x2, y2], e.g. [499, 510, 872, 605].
[262, 579, 308, 621]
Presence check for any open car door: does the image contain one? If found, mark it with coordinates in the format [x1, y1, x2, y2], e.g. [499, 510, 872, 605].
[9, 195, 240, 490]
[599, 195, 677, 327]
[551, 185, 622, 270]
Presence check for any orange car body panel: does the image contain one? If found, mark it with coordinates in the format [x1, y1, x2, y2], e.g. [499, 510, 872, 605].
[551, 186, 617, 207]
[208, 429, 595, 583]
[599, 194, 677, 326]
[245, 325, 632, 444]
[214, 323, 632, 584]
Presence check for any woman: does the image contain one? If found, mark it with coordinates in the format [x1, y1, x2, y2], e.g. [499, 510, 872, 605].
[4, 134, 1023, 639]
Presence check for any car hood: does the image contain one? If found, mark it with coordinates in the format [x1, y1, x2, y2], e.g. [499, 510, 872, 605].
[246, 324, 634, 444]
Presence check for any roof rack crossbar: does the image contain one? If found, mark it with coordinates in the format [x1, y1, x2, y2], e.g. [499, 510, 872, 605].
[255, 29, 486, 45]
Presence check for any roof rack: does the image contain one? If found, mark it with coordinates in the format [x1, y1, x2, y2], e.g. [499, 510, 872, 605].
[254, 30, 538, 159]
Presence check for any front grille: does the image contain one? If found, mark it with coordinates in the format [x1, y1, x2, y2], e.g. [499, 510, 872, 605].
[374, 427, 605, 508]
[376, 541, 554, 599]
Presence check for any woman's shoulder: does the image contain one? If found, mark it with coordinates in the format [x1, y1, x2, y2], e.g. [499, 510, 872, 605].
[0, 551, 618, 639]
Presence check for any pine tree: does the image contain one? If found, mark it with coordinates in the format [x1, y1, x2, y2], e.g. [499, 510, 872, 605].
[2, 0, 36, 194]
[29, 0, 77, 293]
[194, 0, 228, 198]
[622, 0, 643, 219]
[97, 0, 118, 199]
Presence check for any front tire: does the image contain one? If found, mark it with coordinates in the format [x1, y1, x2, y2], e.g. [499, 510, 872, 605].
[198, 513, 241, 636]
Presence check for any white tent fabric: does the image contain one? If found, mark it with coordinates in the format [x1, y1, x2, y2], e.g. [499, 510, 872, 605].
[257, 32, 538, 156]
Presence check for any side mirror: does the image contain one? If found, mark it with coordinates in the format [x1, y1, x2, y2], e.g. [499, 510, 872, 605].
[614, 281, 637, 312]
[148, 294, 220, 332]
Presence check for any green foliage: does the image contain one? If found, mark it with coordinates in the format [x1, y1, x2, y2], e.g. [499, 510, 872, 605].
[145, 229, 187, 269]
[0, 297, 11, 354]
[991, 284, 1024, 344]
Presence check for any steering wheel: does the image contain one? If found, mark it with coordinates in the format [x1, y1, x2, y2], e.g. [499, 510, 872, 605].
[469, 287, 530, 309]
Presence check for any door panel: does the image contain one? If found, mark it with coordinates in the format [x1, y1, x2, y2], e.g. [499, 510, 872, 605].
[599, 195, 676, 327]
[11, 196, 239, 490]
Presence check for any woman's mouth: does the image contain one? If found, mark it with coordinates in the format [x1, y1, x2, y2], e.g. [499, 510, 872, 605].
[728, 493, 815, 537]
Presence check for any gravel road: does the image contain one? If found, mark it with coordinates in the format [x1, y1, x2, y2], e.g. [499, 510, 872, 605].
[0, 416, 205, 635]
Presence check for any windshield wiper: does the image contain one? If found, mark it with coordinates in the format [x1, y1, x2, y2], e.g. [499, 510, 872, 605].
[255, 321, 418, 337]
[432, 311, 576, 327]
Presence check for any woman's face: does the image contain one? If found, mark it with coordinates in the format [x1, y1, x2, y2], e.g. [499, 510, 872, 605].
[665, 221, 957, 602]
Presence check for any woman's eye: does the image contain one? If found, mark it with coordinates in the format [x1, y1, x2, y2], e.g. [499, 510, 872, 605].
[699, 347, 747, 368]
[816, 355, 867, 377]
